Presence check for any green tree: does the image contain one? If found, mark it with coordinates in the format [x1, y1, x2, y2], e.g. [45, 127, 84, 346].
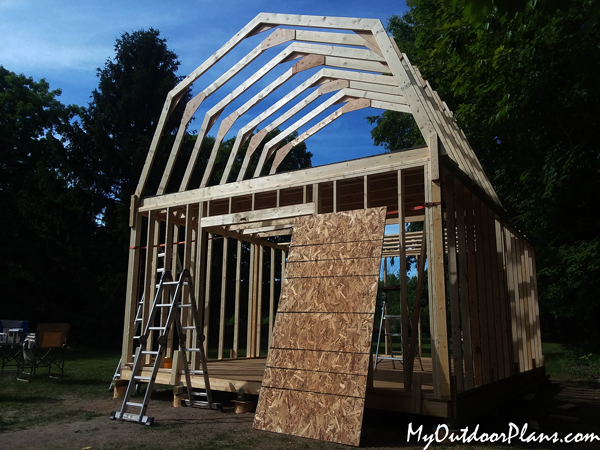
[370, 1, 600, 343]
[66, 29, 192, 338]
[0, 66, 104, 341]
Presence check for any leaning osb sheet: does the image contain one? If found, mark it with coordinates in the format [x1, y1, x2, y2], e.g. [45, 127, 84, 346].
[277, 276, 378, 314]
[287, 240, 383, 262]
[285, 257, 381, 278]
[254, 387, 364, 446]
[254, 207, 386, 446]
[267, 349, 370, 376]
[291, 207, 387, 246]
[263, 367, 367, 398]
[271, 312, 374, 352]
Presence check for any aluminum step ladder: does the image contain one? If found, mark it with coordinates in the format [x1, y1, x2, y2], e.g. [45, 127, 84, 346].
[373, 287, 423, 371]
[109, 247, 182, 391]
[110, 269, 218, 426]
[374, 293, 404, 370]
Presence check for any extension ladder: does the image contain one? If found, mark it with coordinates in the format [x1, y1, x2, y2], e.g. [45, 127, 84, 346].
[110, 269, 218, 426]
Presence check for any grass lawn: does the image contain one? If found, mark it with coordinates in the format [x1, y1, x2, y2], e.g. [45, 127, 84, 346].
[0, 347, 120, 431]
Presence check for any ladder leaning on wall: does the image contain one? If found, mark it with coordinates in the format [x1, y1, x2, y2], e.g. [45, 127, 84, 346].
[110, 269, 219, 426]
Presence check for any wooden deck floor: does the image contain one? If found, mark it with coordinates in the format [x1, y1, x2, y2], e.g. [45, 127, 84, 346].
[124, 355, 434, 395]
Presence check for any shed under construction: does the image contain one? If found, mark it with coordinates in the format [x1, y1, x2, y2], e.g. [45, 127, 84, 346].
[119, 13, 544, 446]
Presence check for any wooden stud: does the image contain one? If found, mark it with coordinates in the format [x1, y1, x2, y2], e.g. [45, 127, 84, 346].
[256, 246, 264, 357]
[472, 196, 491, 384]
[218, 237, 229, 360]
[513, 235, 526, 373]
[495, 220, 512, 378]
[398, 170, 410, 390]
[203, 232, 213, 356]
[247, 243, 255, 358]
[480, 202, 499, 381]
[121, 213, 142, 367]
[482, 208, 501, 380]
[454, 183, 475, 390]
[424, 163, 451, 398]
[269, 247, 275, 347]
[232, 239, 242, 359]
[504, 229, 519, 369]
[313, 183, 320, 215]
[193, 201, 207, 369]
[443, 171, 464, 393]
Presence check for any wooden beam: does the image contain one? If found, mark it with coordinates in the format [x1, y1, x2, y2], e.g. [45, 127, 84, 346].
[444, 171, 464, 393]
[218, 237, 228, 360]
[424, 163, 451, 398]
[207, 226, 288, 252]
[139, 148, 428, 212]
[201, 203, 314, 228]
[269, 247, 275, 347]
[232, 239, 242, 359]
[454, 180, 475, 390]
[121, 213, 142, 368]
[398, 170, 410, 391]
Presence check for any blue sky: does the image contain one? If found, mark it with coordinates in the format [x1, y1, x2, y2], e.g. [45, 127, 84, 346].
[1, 0, 409, 167]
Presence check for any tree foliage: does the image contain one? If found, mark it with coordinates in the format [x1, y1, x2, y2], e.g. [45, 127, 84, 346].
[1, 28, 313, 346]
[370, 1, 600, 343]
[0, 66, 104, 338]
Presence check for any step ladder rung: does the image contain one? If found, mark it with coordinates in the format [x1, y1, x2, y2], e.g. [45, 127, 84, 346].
[377, 356, 403, 361]
[384, 315, 402, 319]
[388, 333, 401, 337]
[111, 267, 216, 424]
[158, 252, 166, 257]
[126, 402, 144, 408]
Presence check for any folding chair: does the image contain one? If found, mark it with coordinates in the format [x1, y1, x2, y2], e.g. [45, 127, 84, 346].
[17, 323, 70, 382]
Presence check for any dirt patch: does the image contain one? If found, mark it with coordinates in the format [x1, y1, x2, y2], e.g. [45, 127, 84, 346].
[2, 380, 600, 450]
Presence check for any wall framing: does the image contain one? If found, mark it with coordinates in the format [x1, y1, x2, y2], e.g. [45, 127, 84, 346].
[119, 13, 544, 445]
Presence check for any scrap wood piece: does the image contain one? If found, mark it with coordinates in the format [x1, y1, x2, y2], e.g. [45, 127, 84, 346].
[254, 207, 386, 446]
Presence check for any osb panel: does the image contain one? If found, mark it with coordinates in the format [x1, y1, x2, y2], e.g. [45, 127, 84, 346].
[277, 276, 379, 314]
[267, 349, 370, 376]
[285, 258, 381, 278]
[254, 387, 364, 446]
[271, 312, 374, 353]
[263, 367, 367, 398]
[255, 207, 386, 447]
[291, 207, 387, 246]
[287, 240, 383, 262]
